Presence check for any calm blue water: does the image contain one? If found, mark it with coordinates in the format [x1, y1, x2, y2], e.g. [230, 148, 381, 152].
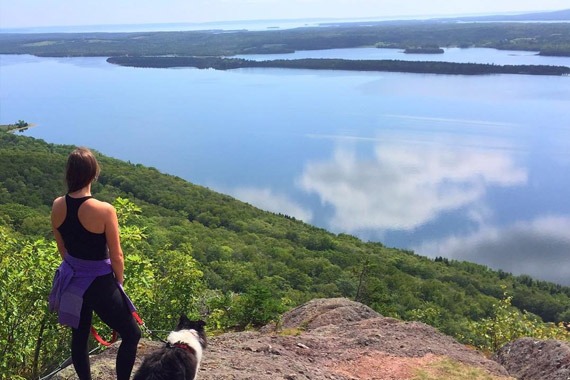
[3, 17, 568, 34]
[0, 19, 328, 33]
[1, 50, 570, 284]
[235, 46, 570, 66]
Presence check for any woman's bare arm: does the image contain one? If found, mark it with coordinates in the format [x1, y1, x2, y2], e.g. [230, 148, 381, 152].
[104, 204, 125, 284]
[51, 197, 66, 259]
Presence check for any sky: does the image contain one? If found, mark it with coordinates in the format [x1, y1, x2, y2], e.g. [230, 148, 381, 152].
[0, 0, 569, 29]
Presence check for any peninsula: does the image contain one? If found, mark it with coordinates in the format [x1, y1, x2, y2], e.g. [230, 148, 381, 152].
[106, 56, 570, 76]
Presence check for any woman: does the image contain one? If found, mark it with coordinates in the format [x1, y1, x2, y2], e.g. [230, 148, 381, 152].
[49, 147, 141, 380]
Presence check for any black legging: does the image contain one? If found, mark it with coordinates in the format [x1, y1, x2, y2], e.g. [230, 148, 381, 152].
[72, 273, 141, 380]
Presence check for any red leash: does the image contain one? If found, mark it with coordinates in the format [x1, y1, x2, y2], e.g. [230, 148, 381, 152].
[90, 311, 144, 347]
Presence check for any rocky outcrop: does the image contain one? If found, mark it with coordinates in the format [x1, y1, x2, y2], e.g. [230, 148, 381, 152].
[494, 337, 570, 380]
[261, 297, 380, 332]
[53, 298, 513, 379]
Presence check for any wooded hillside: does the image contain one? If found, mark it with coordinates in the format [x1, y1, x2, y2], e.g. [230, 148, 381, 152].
[2, 131, 570, 378]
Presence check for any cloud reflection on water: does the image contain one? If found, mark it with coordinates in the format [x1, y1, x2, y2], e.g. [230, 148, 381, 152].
[298, 139, 527, 232]
[415, 216, 570, 285]
[295, 113, 570, 284]
[225, 111, 570, 284]
[229, 186, 314, 223]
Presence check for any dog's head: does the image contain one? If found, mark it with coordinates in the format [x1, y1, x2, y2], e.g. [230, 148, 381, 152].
[175, 314, 207, 348]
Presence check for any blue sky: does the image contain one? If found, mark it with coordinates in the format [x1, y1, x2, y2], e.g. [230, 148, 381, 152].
[1, 0, 568, 29]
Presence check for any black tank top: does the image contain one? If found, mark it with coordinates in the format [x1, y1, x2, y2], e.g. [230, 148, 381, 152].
[57, 195, 108, 260]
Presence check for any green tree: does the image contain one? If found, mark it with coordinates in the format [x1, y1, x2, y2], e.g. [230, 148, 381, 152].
[15, 120, 29, 128]
[234, 284, 289, 329]
[150, 243, 204, 330]
[0, 226, 63, 379]
[461, 286, 570, 353]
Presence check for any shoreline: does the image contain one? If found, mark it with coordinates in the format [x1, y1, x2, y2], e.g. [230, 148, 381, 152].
[0, 123, 37, 133]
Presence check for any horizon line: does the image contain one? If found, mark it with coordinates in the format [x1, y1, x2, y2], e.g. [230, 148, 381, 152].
[1, 8, 568, 33]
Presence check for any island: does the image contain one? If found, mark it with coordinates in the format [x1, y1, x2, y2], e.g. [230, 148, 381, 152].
[404, 46, 445, 54]
[106, 56, 570, 76]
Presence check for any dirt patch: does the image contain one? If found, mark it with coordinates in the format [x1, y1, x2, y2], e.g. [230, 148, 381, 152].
[330, 352, 443, 380]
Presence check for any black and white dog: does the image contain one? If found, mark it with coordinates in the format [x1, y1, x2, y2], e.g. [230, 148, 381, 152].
[134, 315, 207, 380]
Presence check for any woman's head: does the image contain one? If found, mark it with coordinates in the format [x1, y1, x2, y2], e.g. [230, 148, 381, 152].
[65, 147, 100, 193]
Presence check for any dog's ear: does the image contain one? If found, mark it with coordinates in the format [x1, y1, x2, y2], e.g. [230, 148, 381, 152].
[175, 314, 191, 329]
[188, 319, 206, 330]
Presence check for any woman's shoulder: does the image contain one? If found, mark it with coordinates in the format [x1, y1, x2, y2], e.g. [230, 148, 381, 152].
[51, 196, 66, 224]
[52, 195, 66, 209]
[85, 198, 116, 218]
[85, 197, 115, 212]
[83, 198, 117, 224]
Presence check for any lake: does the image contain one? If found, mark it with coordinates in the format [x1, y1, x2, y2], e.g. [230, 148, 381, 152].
[1, 48, 570, 284]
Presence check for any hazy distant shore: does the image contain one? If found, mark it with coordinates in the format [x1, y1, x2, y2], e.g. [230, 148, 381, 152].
[2, 20, 570, 58]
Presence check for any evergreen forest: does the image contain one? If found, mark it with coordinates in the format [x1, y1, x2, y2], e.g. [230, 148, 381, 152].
[2, 131, 570, 379]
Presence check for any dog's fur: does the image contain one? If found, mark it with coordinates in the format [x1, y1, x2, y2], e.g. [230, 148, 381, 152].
[133, 315, 207, 380]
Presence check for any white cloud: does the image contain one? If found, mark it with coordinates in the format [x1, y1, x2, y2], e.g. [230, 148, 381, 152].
[415, 216, 570, 285]
[298, 143, 527, 232]
[230, 186, 313, 222]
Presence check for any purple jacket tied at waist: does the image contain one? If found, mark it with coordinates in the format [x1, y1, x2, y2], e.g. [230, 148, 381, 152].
[48, 253, 136, 329]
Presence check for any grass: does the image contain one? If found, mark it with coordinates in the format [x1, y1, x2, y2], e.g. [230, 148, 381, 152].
[412, 358, 514, 380]
[277, 327, 304, 336]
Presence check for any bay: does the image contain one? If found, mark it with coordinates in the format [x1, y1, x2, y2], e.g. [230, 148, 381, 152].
[1, 50, 569, 284]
